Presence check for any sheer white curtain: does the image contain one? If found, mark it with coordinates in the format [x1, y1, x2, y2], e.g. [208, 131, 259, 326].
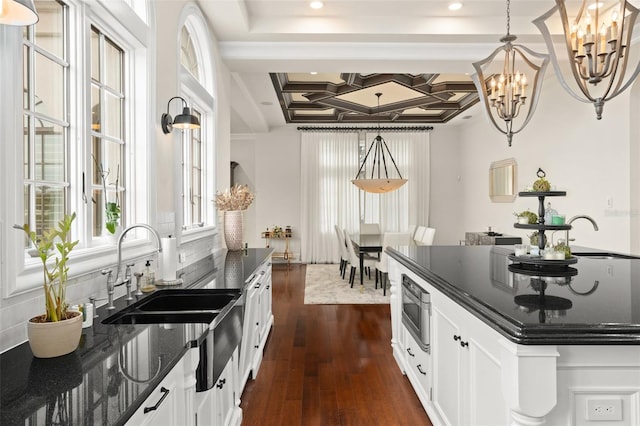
[300, 131, 430, 263]
[361, 132, 430, 232]
[300, 132, 361, 263]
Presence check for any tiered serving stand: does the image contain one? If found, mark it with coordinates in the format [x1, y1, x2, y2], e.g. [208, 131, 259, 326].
[508, 191, 577, 321]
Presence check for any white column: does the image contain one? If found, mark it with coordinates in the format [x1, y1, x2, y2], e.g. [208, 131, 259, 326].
[500, 339, 559, 426]
[388, 259, 405, 371]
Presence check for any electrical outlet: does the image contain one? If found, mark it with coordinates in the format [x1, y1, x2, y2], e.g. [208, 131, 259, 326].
[586, 398, 623, 421]
[606, 196, 614, 208]
[178, 251, 186, 263]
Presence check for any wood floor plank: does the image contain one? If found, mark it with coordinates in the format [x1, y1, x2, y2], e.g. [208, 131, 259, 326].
[240, 264, 432, 426]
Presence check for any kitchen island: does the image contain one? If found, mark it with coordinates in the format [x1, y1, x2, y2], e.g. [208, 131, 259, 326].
[387, 245, 640, 426]
[0, 248, 273, 426]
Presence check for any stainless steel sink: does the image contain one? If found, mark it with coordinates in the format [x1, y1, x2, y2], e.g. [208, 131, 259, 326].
[573, 252, 640, 260]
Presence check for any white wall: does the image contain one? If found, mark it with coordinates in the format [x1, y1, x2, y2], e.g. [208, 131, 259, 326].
[231, 127, 302, 259]
[429, 125, 464, 245]
[456, 74, 633, 253]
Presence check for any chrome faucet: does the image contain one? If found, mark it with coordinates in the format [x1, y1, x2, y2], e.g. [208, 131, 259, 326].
[103, 224, 163, 310]
[565, 215, 599, 248]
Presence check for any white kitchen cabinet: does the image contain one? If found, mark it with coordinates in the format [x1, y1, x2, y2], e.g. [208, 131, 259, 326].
[402, 324, 431, 406]
[431, 292, 509, 426]
[257, 265, 273, 353]
[388, 262, 509, 426]
[194, 347, 242, 426]
[126, 353, 188, 426]
[238, 260, 273, 392]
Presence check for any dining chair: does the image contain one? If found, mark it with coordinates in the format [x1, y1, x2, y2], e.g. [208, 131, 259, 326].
[334, 225, 350, 279]
[414, 226, 427, 245]
[344, 228, 377, 287]
[375, 232, 412, 295]
[421, 227, 436, 245]
[360, 223, 381, 235]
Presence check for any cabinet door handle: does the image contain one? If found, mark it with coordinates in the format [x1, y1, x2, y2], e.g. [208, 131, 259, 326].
[216, 378, 226, 389]
[453, 335, 461, 342]
[460, 340, 469, 348]
[417, 365, 427, 375]
[144, 387, 170, 413]
[406, 348, 415, 357]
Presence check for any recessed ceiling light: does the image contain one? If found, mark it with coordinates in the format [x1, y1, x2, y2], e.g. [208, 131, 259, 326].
[310, 1, 323, 9]
[448, 2, 462, 11]
[260, 101, 273, 106]
[310, 71, 318, 75]
[462, 115, 472, 120]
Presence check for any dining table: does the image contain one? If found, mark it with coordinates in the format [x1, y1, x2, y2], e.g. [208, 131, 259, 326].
[350, 233, 383, 290]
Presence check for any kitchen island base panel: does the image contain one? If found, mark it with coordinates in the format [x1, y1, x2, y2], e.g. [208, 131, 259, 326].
[388, 255, 640, 426]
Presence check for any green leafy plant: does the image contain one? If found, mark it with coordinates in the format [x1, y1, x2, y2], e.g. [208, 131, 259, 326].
[514, 210, 538, 224]
[93, 156, 121, 234]
[14, 213, 79, 322]
[105, 201, 121, 234]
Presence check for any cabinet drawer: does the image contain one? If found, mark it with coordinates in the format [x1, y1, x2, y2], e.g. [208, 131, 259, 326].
[404, 326, 430, 394]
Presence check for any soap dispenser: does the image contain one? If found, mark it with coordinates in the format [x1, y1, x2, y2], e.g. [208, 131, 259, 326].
[141, 260, 156, 293]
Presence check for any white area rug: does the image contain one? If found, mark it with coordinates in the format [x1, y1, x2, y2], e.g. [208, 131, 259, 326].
[304, 263, 390, 304]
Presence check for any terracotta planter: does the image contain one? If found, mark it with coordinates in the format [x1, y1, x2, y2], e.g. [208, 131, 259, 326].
[27, 311, 82, 358]
[224, 210, 244, 251]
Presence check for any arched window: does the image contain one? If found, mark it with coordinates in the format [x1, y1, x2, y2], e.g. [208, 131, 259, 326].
[178, 11, 215, 235]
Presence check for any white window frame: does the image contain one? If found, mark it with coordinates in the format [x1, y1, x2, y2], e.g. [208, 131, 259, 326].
[0, 0, 156, 298]
[177, 10, 216, 243]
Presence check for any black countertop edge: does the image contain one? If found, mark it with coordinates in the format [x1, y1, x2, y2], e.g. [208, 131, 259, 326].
[387, 247, 640, 346]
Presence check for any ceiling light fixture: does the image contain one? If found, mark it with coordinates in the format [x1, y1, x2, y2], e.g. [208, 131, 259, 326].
[351, 93, 407, 194]
[533, 0, 640, 120]
[471, 0, 549, 146]
[310, 1, 323, 9]
[0, 0, 39, 26]
[448, 2, 463, 11]
[161, 96, 201, 134]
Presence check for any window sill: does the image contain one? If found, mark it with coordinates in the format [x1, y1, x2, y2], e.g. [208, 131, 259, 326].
[181, 225, 216, 244]
[12, 239, 161, 297]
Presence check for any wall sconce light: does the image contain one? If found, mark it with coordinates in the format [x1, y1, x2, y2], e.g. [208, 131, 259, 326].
[161, 96, 200, 134]
[0, 0, 39, 26]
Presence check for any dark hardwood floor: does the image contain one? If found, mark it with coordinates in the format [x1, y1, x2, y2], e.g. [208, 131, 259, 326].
[240, 263, 432, 426]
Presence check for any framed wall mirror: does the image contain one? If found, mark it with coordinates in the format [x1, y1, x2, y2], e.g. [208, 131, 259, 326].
[489, 158, 517, 202]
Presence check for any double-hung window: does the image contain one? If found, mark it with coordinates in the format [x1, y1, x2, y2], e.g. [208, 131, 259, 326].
[23, 0, 69, 237]
[90, 26, 126, 238]
[4, 0, 152, 295]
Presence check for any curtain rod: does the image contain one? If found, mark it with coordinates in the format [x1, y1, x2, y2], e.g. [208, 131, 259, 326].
[296, 126, 433, 132]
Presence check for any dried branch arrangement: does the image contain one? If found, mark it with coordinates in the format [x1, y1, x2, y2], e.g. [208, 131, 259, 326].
[215, 184, 255, 211]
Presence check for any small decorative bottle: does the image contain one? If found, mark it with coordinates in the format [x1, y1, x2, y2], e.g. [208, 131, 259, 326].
[544, 202, 557, 225]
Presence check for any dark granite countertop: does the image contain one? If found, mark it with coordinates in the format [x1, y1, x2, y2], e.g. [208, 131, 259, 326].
[388, 245, 640, 345]
[0, 248, 273, 426]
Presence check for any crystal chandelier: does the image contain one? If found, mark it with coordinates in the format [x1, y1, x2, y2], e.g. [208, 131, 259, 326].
[471, 0, 549, 147]
[351, 93, 407, 194]
[533, 0, 640, 120]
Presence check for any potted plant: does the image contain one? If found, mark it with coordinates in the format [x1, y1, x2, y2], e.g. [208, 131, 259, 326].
[215, 184, 255, 251]
[14, 213, 82, 358]
[514, 210, 538, 225]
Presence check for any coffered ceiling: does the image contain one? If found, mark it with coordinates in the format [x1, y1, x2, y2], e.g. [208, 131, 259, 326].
[270, 72, 479, 124]
[195, 0, 570, 133]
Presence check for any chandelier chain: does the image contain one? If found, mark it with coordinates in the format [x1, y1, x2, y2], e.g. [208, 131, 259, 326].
[506, 0, 511, 36]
